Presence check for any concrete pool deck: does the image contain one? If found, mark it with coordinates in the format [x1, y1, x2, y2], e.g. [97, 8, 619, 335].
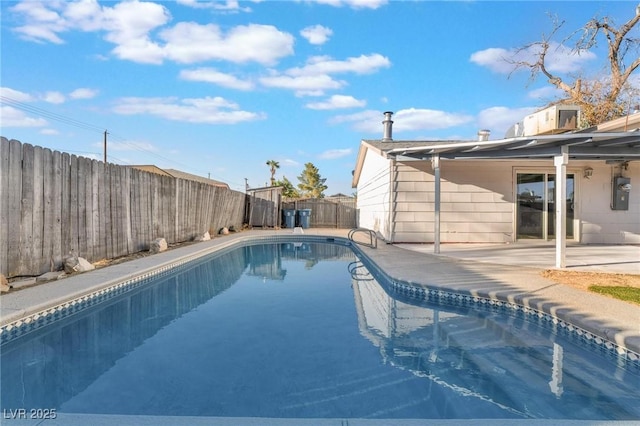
[1, 228, 639, 354]
[1, 228, 639, 426]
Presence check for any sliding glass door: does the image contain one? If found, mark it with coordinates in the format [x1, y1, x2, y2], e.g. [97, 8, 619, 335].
[516, 173, 574, 240]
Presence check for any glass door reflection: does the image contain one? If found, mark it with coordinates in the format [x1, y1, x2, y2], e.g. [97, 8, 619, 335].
[517, 173, 574, 240]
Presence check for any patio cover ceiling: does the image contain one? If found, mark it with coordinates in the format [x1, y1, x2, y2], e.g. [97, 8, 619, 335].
[367, 130, 640, 161]
[356, 130, 640, 269]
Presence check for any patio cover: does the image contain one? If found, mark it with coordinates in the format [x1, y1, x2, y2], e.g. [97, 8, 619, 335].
[357, 130, 640, 268]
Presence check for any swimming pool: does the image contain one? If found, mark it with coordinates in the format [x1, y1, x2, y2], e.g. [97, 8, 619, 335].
[1, 240, 639, 421]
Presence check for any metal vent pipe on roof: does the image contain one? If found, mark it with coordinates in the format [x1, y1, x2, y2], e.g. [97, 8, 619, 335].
[382, 111, 394, 141]
[477, 129, 491, 141]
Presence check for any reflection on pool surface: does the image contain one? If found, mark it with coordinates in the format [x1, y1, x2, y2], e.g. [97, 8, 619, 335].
[1, 242, 639, 420]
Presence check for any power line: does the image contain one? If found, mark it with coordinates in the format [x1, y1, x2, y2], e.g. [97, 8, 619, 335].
[9, 144, 136, 165]
[1, 95, 244, 187]
[1, 95, 106, 134]
[106, 131, 244, 186]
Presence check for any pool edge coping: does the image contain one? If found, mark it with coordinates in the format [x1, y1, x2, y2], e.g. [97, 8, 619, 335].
[0, 233, 346, 330]
[1, 230, 639, 362]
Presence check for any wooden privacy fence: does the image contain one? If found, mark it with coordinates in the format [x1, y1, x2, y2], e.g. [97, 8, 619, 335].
[0, 138, 246, 278]
[282, 198, 357, 228]
[246, 186, 282, 228]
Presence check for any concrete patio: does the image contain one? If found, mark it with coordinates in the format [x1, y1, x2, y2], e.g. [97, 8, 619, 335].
[396, 240, 640, 274]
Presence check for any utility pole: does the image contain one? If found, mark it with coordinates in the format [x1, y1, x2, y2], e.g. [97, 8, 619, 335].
[103, 130, 108, 164]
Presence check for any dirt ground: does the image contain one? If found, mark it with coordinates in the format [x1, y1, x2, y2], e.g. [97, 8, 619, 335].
[91, 242, 195, 269]
[541, 269, 640, 291]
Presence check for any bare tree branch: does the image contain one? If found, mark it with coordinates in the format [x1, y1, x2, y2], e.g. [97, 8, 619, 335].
[506, 7, 640, 127]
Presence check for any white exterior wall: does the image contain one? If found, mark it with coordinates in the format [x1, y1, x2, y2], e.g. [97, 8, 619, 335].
[356, 148, 640, 244]
[579, 161, 640, 244]
[393, 160, 515, 243]
[356, 151, 393, 239]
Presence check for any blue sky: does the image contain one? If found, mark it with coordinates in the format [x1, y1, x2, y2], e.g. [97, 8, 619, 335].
[1, 1, 638, 195]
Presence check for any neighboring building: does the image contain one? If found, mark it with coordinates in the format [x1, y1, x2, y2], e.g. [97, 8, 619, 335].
[128, 165, 229, 189]
[326, 193, 356, 206]
[127, 165, 174, 177]
[352, 110, 640, 256]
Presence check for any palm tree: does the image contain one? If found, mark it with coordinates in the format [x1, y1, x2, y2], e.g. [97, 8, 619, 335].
[266, 160, 280, 186]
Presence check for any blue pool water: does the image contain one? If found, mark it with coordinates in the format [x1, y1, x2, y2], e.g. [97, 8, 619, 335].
[1, 242, 639, 420]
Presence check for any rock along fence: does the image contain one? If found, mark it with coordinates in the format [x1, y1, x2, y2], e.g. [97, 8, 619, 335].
[0, 137, 246, 278]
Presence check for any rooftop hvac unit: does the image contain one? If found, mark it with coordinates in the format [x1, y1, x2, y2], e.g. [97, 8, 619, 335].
[522, 105, 581, 136]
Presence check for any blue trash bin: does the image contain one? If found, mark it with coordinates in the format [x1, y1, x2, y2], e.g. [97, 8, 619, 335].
[298, 209, 312, 229]
[283, 209, 296, 228]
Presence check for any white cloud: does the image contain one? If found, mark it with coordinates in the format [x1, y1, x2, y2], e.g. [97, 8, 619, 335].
[261, 54, 390, 96]
[64, 0, 105, 32]
[10, 1, 68, 44]
[1, 86, 97, 106]
[100, 2, 170, 44]
[392, 108, 475, 132]
[102, 1, 170, 64]
[477, 106, 538, 137]
[328, 109, 385, 134]
[9, 1, 292, 66]
[176, 0, 255, 12]
[545, 43, 597, 74]
[469, 48, 514, 74]
[290, 53, 391, 76]
[319, 148, 352, 159]
[180, 68, 255, 90]
[10, 0, 170, 63]
[111, 38, 165, 65]
[69, 88, 99, 99]
[161, 22, 294, 65]
[305, 0, 388, 9]
[305, 95, 366, 110]
[300, 25, 333, 45]
[43, 91, 65, 104]
[0, 106, 48, 127]
[260, 73, 345, 94]
[112, 96, 266, 124]
[470, 42, 596, 75]
[331, 108, 474, 134]
[0, 87, 34, 102]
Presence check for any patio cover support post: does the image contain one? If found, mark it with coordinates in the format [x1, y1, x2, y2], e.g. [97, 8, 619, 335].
[432, 154, 441, 254]
[554, 146, 568, 268]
